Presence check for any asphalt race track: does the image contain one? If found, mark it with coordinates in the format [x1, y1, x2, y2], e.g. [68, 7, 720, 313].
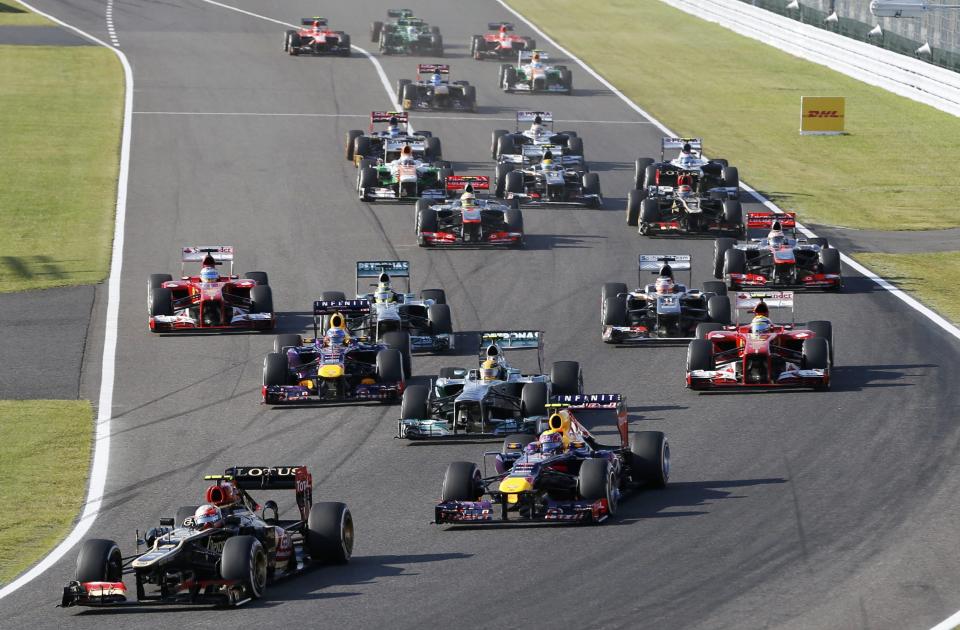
[5, 1, 960, 628]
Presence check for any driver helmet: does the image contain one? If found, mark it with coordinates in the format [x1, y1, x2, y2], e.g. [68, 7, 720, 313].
[751, 316, 772, 337]
[530, 114, 543, 135]
[193, 504, 224, 530]
[430, 73, 443, 87]
[312, 20, 322, 31]
[768, 223, 786, 247]
[681, 142, 693, 156]
[387, 116, 401, 137]
[655, 276, 675, 294]
[326, 326, 347, 347]
[677, 184, 694, 199]
[460, 191, 476, 209]
[375, 283, 394, 304]
[541, 149, 553, 167]
[398, 144, 415, 165]
[538, 430, 564, 455]
[530, 52, 542, 68]
[480, 358, 500, 382]
[200, 266, 218, 284]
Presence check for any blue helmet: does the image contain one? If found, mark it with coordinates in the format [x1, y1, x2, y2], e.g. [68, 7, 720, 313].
[538, 431, 564, 455]
[430, 73, 443, 86]
[751, 316, 772, 336]
[326, 327, 347, 347]
[200, 267, 218, 283]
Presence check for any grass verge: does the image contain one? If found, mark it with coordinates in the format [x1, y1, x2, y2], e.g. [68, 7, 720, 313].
[0, 0, 50, 25]
[0, 44, 122, 293]
[509, 0, 960, 230]
[853, 252, 960, 324]
[0, 400, 93, 586]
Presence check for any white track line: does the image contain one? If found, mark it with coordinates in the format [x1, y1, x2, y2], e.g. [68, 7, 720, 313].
[0, 0, 133, 600]
[497, 0, 960, 342]
[132, 110, 648, 124]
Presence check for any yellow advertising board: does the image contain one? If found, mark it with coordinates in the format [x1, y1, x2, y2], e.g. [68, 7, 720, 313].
[800, 96, 845, 135]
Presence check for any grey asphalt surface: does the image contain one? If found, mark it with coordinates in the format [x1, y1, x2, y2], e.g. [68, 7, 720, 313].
[0, 24, 93, 44]
[3, 0, 960, 629]
[810, 224, 960, 254]
[0, 285, 95, 399]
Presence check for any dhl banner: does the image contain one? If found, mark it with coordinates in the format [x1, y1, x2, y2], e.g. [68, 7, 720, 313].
[800, 96, 845, 135]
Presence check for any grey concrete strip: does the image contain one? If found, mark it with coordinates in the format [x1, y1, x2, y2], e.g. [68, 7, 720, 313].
[0, 285, 95, 399]
[810, 223, 960, 254]
[0, 25, 93, 45]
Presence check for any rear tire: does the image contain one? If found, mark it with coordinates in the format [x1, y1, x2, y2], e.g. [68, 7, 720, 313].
[702, 280, 727, 297]
[550, 360, 582, 396]
[420, 288, 446, 305]
[634, 158, 654, 190]
[273, 334, 302, 353]
[491, 130, 509, 158]
[370, 21, 382, 42]
[722, 166, 739, 189]
[696, 322, 723, 339]
[630, 431, 669, 488]
[321, 291, 346, 301]
[307, 502, 354, 564]
[244, 271, 269, 286]
[566, 135, 584, 157]
[707, 295, 731, 325]
[76, 539, 122, 583]
[345, 130, 363, 161]
[441, 461, 481, 501]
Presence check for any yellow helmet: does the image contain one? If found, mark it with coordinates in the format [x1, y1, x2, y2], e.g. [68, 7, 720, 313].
[480, 359, 499, 382]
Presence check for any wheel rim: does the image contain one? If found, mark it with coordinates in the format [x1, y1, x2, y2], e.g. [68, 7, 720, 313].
[340, 510, 354, 560]
[661, 441, 671, 484]
[606, 471, 618, 515]
[251, 545, 267, 596]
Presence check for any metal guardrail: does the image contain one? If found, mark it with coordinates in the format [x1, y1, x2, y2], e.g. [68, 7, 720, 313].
[740, 0, 960, 73]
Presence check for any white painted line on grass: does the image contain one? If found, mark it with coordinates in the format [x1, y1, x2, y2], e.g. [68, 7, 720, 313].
[497, 0, 960, 343]
[0, 0, 133, 600]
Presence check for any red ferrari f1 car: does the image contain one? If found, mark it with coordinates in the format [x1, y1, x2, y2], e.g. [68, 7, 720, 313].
[148, 246, 275, 333]
[685, 291, 833, 391]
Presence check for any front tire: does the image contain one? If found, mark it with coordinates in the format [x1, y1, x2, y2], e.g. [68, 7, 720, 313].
[441, 461, 481, 501]
[220, 536, 267, 600]
[76, 539, 122, 583]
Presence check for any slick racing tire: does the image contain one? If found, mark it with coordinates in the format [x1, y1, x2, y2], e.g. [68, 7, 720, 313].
[345, 130, 363, 161]
[602, 282, 628, 303]
[504, 171, 524, 195]
[470, 34, 484, 59]
[566, 135, 584, 157]
[263, 352, 290, 387]
[428, 304, 453, 335]
[582, 173, 601, 208]
[491, 129, 509, 159]
[550, 360, 582, 396]
[76, 539, 122, 583]
[273, 334, 303, 353]
[702, 280, 727, 297]
[400, 385, 429, 420]
[723, 248, 746, 278]
[640, 198, 660, 227]
[338, 33, 351, 56]
[808, 237, 829, 248]
[806, 320, 834, 365]
[630, 431, 669, 488]
[687, 339, 714, 372]
[415, 198, 434, 234]
[696, 322, 723, 340]
[578, 459, 616, 515]
[626, 188, 644, 226]
[707, 295, 731, 325]
[353, 136, 372, 161]
[714, 238, 737, 279]
[307, 502, 354, 564]
[383, 332, 412, 379]
[441, 461, 482, 502]
[634, 158, 654, 190]
[402, 83, 419, 110]
[643, 164, 658, 189]
[723, 200, 743, 227]
[284, 29, 295, 52]
[150, 287, 173, 317]
[250, 285, 274, 314]
[722, 165, 740, 190]
[463, 85, 477, 112]
[495, 162, 514, 197]
[359, 167, 379, 201]
[175, 505, 199, 528]
[802, 337, 830, 371]
[602, 297, 627, 327]
[221, 536, 267, 601]
[370, 21, 382, 42]
[321, 291, 346, 302]
[505, 209, 524, 247]
[560, 69, 573, 93]
[521, 381, 547, 417]
[149, 273, 172, 290]
[496, 133, 516, 158]
[420, 288, 446, 305]
[820, 247, 841, 276]
[376, 349, 405, 386]
[416, 208, 437, 246]
[396, 78, 411, 104]
[244, 271, 269, 286]
[438, 367, 463, 379]
[426, 136, 443, 161]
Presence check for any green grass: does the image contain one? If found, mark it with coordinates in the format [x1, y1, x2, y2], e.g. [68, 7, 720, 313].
[0, 400, 93, 585]
[0, 45, 123, 293]
[510, 0, 960, 230]
[853, 252, 960, 324]
[0, 0, 51, 25]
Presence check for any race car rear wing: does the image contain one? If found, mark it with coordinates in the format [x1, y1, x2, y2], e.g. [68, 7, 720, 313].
[181, 246, 234, 276]
[417, 63, 449, 74]
[445, 175, 490, 195]
[479, 330, 543, 372]
[487, 21, 514, 31]
[356, 260, 411, 294]
[518, 49, 549, 62]
[660, 137, 702, 160]
[638, 254, 692, 288]
[516, 109, 552, 124]
[734, 291, 795, 325]
[370, 111, 410, 133]
[313, 299, 371, 315]
[546, 394, 628, 447]
[300, 17, 327, 26]
[208, 466, 313, 522]
[746, 211, 797, 230]
[387, 8, 413, 18]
